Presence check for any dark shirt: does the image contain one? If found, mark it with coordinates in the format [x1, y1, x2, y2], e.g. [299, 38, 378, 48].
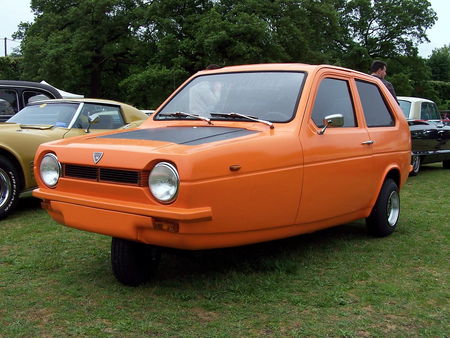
[372, 74, 398, 103]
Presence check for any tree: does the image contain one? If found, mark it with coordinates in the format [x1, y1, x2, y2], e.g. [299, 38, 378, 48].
[13, 0, 440, 107]
[334, 0, 437, 69]
[0, 57, 22, 79]
[15, 0, 145, 98]
[427, 45, 450, 82]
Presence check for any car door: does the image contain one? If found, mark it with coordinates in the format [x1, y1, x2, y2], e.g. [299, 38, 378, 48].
[297, 73, 377, 224]
[355, 79, 411, 179]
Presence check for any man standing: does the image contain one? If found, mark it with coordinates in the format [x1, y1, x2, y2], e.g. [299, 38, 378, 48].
[370, 60, 398, 103]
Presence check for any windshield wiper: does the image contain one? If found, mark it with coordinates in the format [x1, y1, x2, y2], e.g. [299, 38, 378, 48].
[210, 112, 274, 129]
[158, 111, 213, 125]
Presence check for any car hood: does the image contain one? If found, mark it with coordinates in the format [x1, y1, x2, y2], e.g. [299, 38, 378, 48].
[97, 126, 259, 145]
[0, 122, 67, 139]
[40, 125, 302, 179]
[51, 126, 260, 153]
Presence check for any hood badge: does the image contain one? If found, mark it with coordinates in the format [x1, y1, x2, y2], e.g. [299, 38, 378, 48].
[93, 152, 104, 164]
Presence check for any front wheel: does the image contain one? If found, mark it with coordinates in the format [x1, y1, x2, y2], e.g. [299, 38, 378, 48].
[366, 179, 400, 237]
[111, 237, 161, 286]
[410, 155, 421, 176]
[0, 156, 21, 219]
[443, 160, 450, 169]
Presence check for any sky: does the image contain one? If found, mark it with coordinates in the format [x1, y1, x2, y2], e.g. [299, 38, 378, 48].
[0, 0, 449, 58]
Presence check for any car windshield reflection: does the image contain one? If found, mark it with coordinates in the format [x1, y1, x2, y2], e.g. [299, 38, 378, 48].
[7, 103, 79, 127]
[156, 71, 305, 123]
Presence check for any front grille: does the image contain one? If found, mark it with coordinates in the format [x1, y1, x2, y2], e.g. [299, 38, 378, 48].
[63, 164, 143, 186]
[100, 168, 139, 184]
[65, 164, 97, 179]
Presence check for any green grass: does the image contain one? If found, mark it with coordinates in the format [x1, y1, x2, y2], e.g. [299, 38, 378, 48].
[1, 164, 448, 336]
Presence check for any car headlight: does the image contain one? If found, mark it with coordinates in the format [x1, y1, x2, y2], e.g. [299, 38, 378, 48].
[40, 153, 61, 188]
[148, 162, 179, 203]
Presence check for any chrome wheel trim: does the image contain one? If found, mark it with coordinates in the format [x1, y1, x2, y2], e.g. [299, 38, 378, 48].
[387, 190, 400, 227]
[412, 155, 420, 173]
[0, 168, 12, 209]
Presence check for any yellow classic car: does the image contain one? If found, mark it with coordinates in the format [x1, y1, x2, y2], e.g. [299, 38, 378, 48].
[0, 98, 147, 219]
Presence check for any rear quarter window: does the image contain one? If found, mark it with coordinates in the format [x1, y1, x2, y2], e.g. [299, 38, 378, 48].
[356, 80, 395, 127]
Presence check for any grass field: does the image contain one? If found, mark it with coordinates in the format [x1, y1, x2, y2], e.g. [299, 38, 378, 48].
[0, 164, 448, 336]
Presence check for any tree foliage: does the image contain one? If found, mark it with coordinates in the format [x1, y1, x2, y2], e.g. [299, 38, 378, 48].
[427, 45, 450, 82]
[8, 0, 444, 108]
[0, 57, 22, 79]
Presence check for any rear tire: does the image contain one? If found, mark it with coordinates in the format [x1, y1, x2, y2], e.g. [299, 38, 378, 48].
[410, 155, 421, 176]
[443, 160, 450, 169]
[366, 179, 400, 237]
[0, 156, 21, 219]
[111, 237, 160, 286]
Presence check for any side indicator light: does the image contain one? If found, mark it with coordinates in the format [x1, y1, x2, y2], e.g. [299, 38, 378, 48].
[153, 219, 179, 233]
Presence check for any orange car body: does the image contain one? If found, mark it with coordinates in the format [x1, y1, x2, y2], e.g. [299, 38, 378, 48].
[33, 64, 411, 250]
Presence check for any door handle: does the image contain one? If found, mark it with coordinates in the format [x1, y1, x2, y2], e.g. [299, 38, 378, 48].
[361, 140, 374, 145]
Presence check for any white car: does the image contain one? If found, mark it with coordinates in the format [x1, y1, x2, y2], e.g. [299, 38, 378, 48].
[398, 96, 441, 120]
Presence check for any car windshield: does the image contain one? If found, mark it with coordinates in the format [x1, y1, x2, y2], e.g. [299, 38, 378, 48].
[156, 71, 305, 122]
[7, 103, 79, 127]
[398, 100, 411, 119]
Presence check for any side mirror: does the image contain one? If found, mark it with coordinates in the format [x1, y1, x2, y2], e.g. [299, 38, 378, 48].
[85, 113, 100, 133]
[318, 114, 344, 135]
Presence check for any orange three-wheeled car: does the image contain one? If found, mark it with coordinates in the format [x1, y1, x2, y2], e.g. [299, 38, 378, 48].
[33, 64, 411, 285]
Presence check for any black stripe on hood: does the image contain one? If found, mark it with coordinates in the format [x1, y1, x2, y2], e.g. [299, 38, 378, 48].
[98, 126, 259, 145]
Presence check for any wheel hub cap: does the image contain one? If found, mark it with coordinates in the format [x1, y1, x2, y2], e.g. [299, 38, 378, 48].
[387, 190, 400, 227]
[0, 168, 12, 208]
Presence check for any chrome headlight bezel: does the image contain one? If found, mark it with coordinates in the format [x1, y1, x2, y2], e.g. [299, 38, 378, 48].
[39, 153, 61, 188]
[148, 162, 179, 204]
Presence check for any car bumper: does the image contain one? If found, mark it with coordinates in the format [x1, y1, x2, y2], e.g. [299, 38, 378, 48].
[33, 188, 218, 249]
[33, 187, 329, 250]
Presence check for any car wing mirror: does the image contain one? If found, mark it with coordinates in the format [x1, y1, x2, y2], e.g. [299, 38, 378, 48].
[318, 114, 344, 135]
[85, 113, 100, 133]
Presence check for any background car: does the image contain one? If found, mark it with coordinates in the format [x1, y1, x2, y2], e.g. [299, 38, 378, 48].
[398, 96, 450, 175]
[408, 119, 450, 175]
[398, 96, 442, 121]
[0, 98, 148, 219]
[0, 80, 63, 121]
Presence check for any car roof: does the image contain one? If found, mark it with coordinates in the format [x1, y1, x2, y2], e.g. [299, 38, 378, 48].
[28, 98, 125, 106]
[0, 80, 62, 97]
[195, 63, 370, 78]
[397, 96, 435, 104]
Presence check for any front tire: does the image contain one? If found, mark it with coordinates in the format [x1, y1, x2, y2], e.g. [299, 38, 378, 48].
[443, 160, 450, 169]
[366, 179, 400, 237]
[0, 156, 21, 219]
[111, 237, 160, 286]
[410, 155, 421, 176]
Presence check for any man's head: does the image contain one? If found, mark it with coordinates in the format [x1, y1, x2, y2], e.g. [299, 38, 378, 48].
[370, 60, 387, 78]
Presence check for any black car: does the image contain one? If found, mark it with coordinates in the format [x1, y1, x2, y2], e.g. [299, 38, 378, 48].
[0, 80, 63, 122]
[409, 119, 450, 175]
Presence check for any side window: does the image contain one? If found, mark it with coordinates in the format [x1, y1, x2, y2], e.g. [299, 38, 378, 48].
[356, 80, 394, 127]
[421, 102, 440, 120]
[0, 89, 19, 114]
[74, 103, 124, 130]
[23, 90, 53, 105]
[311, 78, 356, 127]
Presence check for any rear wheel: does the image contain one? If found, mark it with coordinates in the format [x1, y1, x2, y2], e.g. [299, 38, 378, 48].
[111, 237, 160, 286]
[410, 155, 421, 176]
[0, 156, 21, 219]
[443, 160, 450, 169]
[366, 179, 400, 237]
